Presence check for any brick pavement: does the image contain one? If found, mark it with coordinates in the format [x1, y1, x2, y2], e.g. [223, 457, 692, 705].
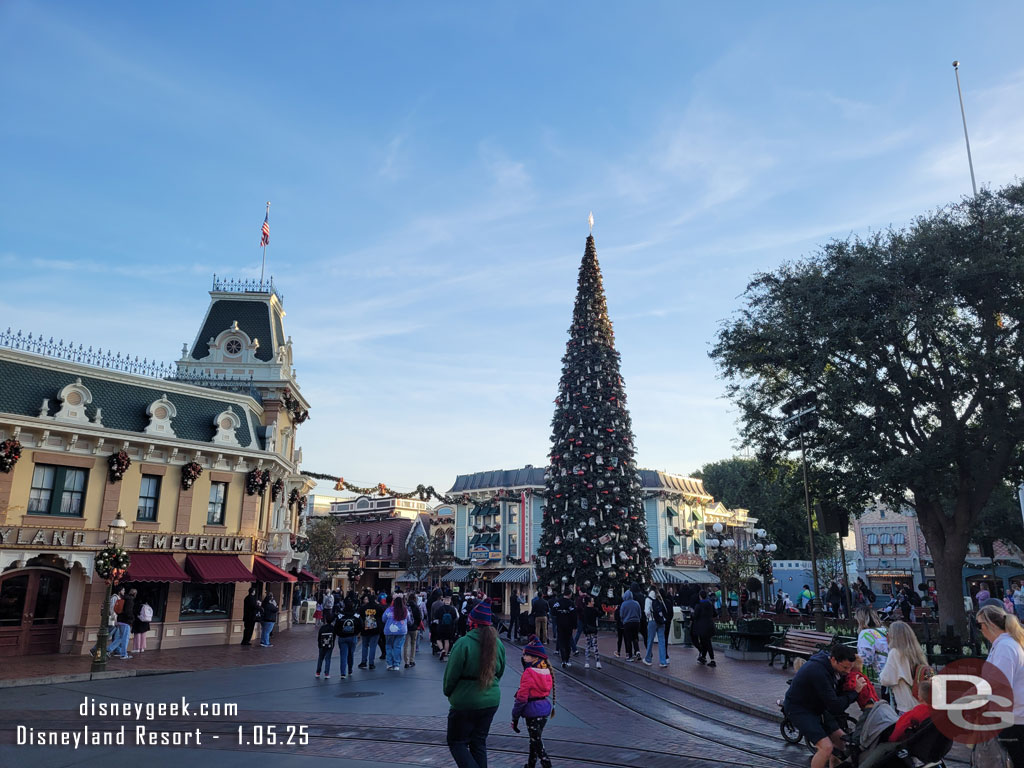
[0, 622, 324, 685]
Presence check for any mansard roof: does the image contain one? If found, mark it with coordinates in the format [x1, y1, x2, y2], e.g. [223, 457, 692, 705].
[448, 466, 547, 493]
[191, 298, 278, 363]
[0, 352, 261, 448]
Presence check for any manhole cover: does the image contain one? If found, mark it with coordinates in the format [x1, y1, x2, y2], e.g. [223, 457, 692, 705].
[337, 691, 384, 698]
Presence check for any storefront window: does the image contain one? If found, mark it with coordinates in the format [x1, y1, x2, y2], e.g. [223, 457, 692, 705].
[179, 583, 234, 621]
[121, 582, 169, 621]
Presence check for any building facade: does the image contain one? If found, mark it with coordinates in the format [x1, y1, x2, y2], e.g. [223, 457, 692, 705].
[0, 278, 314, 656]
[327, 495, 432, 594]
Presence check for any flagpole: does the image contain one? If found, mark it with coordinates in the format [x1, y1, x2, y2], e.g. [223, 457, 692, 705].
[952, 61, 978, 198]
[260, 201, 270, 285]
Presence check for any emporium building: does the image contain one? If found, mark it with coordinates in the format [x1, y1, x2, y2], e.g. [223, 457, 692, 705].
[0, 278, 314, 656]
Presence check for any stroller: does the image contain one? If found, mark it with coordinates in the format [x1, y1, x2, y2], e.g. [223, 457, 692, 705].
[837, 702, 952, 768]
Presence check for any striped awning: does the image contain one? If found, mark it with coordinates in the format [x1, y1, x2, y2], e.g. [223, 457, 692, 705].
[492, 567, 536, 584]
[653, 567, 719, 584]
[442, 567, 474, 582]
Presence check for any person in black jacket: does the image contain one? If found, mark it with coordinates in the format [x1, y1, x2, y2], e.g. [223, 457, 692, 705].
[691, 590, 717, 667]
[333, 597, 362, 678]
[551, 588, 577, 668]
[357, 595, 381, 670]
[315, 617, 336, 678]
[783, 645, 864, 768]
[508, 588, 522, 641]
[259, 593, 278, 647]
[242, 587, 259, 646]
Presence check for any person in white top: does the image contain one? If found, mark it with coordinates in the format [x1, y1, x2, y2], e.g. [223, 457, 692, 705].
[978, 604, 1024, 766]
[879, 621, 929, 713]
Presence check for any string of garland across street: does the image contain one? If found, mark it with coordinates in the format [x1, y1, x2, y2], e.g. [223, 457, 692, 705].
[301, 471, 703, 507]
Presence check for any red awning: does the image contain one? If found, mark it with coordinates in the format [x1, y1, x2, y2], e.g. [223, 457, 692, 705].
[123, 552, 191, 583]
[184, 554, 256, 584]
[372, 533, 383, 546]
[384, 532, 395, 544]
[252, 556, 297, 583]
[354, 534, 366, 546]
[295, 569, 320, 583]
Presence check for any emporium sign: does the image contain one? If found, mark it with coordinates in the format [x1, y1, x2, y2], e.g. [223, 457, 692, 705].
[0, 527, 266, 554]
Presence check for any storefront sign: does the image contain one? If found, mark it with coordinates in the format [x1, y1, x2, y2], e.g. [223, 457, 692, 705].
[0, 527, 94, 548]
[0, 526, 268, 554]
[136, 534, 251, 552]
[673, 553, 704, 568]
[470, 546, 501, 563]
[520, 491, 531, 563]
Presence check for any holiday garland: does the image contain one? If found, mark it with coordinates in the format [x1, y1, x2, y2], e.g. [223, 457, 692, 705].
[303, 472, 544, 506]
[347, 565, 364, 581]
[282, 389, 310, 424]
[246, 468, 269, 496]
[288, 488, 300, 509]
[181, 461, 203, 490]
[271, 478, 284, 502]
[95, 546, 131, 581]
[107, 451, 131, 483]
[0, 439, 21, 473]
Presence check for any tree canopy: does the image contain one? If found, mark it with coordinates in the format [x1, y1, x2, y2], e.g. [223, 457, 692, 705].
[694, 457, 811, 559]
[710, 182, 1024, 632]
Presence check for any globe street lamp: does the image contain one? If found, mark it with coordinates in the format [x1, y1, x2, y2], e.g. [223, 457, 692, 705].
[91, 512, 128, 673]
[751, 529, 778, 607]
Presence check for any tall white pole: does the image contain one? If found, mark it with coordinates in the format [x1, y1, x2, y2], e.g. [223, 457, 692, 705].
[952, 61, 978, 198]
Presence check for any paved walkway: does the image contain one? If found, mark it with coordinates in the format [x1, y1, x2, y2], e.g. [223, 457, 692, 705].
[0, 623, 325, 686]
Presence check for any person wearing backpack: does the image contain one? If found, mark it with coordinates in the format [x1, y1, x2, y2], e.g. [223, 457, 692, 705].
[432, 594, 458, 661]
[404, 594, 424, 668]
[109, 588, 135, 659]
[643, 587, 669, 668]
[333, 597, 361, 679]
[357, 594, 380, 670]
[315, 614, 337, 679]
[132, 598, 153, 654]
[879, 621, 933, 713]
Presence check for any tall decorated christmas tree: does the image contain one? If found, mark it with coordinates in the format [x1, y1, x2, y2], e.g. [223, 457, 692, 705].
[537, 234, 652, 600]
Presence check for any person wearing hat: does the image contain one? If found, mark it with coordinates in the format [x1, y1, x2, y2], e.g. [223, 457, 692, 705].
[443, 599, 506, 768]
[511, 635, 555, 768]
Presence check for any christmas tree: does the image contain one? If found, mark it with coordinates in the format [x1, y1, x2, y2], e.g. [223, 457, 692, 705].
[537, 234, 652, 600]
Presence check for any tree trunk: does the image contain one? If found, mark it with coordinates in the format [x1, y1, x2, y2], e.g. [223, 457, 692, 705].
[916, 497, 972, 638]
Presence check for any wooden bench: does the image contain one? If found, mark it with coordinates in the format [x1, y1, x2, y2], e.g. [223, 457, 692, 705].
[766, 629, 836, 669]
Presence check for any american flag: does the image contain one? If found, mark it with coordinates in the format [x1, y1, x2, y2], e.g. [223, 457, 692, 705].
[260, 213, 270, 247]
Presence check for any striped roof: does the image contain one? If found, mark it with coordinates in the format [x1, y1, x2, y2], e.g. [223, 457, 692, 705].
[638, 470, 713, 501]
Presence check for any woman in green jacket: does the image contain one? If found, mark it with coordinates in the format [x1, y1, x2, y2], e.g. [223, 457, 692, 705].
[443, 600, 506, 768]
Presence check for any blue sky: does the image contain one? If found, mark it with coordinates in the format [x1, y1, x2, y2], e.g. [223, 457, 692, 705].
[2, 2, 1023, 495]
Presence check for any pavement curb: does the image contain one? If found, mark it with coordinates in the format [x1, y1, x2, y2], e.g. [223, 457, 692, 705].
[0, 668, 184, 689]
[502, 637, 781, 723]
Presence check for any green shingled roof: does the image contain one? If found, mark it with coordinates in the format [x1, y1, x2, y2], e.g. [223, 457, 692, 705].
[0, 357, 259, 447]
[191, 299, 275, 362]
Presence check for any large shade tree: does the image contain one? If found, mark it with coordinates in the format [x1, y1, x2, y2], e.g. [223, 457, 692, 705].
[711, 183, 1024, 634]
[537, 235, 652, 598]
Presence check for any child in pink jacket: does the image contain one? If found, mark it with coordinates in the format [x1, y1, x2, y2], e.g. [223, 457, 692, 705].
[511, 635, 555, 768]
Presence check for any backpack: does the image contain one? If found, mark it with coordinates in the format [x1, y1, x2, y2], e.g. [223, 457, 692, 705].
[114, 598, 125, 614]
[441, 607, 454, 626]
[337, 615, 358, 637]
[139, 603, 153, 622]
[651, 598, 668, 626]
[911, 664, 935, 703]
[318, 627, 335, 649]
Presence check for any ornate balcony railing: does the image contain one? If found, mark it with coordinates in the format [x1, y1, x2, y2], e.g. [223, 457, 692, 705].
[211, 275, 284, 305]
[1, 328, 261, 402]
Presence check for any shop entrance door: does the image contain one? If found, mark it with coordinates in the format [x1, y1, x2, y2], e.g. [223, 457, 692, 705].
[0, 569, 69, 656]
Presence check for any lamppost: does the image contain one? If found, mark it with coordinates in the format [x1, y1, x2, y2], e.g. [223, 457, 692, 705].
[751, 528, 778, 607]
[706, 523, 735, 615]
[91, 511, 128, 673]
[782, 391, 827, 631]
